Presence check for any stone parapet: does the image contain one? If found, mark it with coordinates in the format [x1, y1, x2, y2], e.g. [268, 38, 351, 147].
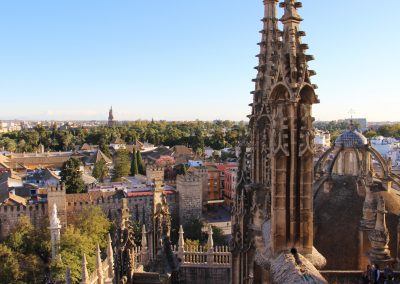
[0, 203, 48, 237]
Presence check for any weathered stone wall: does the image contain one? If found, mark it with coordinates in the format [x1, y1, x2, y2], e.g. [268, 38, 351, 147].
[0, 191, 178, 238]
[146, 167, 164, 184]
[190, 168, 208, 206]
[47, 186, 67, 228]
[0, 203, 48, 239]
[179, 267, 230, 284]
[176, 174, 202, 225]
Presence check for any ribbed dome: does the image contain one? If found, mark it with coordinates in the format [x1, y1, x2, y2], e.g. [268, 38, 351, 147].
[335, 130, 367, 148]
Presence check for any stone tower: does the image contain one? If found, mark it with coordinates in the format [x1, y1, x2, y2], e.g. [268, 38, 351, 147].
[231, 1, 321, 283]
[146, 166, 164, 185]
[176, 173, 202, 225]
[47, 184, 67, 228]
[108, 106, 115, 127]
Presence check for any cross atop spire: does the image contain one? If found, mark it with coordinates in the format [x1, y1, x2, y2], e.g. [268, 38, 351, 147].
[348, 109, 356, 130]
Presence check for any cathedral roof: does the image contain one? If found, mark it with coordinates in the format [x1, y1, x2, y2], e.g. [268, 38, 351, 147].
[335, 129, 367, 148]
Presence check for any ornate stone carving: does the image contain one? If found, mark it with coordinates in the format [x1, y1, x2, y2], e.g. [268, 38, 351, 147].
[299, 103, 314, 156]
[232, 1, 319, 283]
[271, 103, 289, 156]
[115, 199, 137, 283]
[368, 196, 392, 264]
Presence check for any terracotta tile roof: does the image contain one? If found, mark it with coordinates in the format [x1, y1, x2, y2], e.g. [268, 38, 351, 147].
[80, 143, 92, 151]
[141, 146, 173, 161]
[216, 164, 239, 172]
[9, 153, 74, 168]
[0, 193, 27, 206]
[84, 150, 112, 165]
[171, 145, 194, 156]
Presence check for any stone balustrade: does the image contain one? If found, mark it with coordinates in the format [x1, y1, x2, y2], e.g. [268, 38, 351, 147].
[171, 245, 231, 267]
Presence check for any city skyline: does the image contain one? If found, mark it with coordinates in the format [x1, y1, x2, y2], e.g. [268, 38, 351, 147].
[0, 1, 399, 121]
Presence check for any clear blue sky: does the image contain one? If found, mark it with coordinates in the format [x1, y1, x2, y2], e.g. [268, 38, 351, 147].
[0, 1, 398, 122]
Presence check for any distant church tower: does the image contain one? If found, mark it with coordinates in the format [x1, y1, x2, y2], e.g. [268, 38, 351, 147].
[231, 1, 322, 283]
[108, 106, 115, 127]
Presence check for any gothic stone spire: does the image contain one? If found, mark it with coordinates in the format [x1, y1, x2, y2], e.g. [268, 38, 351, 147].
[81, 254, 89, 284]
[95, 243, 104, 284]
[234, 0, 319, 274]
[252, 0, 279, 119]
[279, 0, 317, 91]
[106, 234, 115, 279]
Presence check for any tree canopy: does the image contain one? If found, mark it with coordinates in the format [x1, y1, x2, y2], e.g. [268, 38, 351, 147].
[52, 206, 111, 283]
[130, 149, 139, 176]
[0, 207, 111, 284]
[0, 120, 247, 154]
[172, 218, 227, 247]
[137, 150, 145, 175]
[112, 149, 130, 181]
[60, 157, 85, 194]
[92, 160, 108, 182]
[0, 216, 50, 284]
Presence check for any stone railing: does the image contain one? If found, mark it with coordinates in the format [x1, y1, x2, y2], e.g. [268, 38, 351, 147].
[135, 246, 146, 265]
[171, 245, 231, 268]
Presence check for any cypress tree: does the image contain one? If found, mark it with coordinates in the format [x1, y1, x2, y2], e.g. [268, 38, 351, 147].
[112, 149, 130, 181]
[130, 149, 139, 176]
[137, 150, 144, 174]
[60, 157, 85, 194]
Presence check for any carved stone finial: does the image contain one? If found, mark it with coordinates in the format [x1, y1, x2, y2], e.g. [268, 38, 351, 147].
[178, 225, 185, 253]
[368, 196, 392, 264]
[141, 224, 147, 249]
[207, 224, 214, 252]
[107, 233, 114, 277]
[96, 243, 104, 284]
[120, 198, 130, 230]
[81, 254, 89, 284]
[280, 0, 302, 23]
